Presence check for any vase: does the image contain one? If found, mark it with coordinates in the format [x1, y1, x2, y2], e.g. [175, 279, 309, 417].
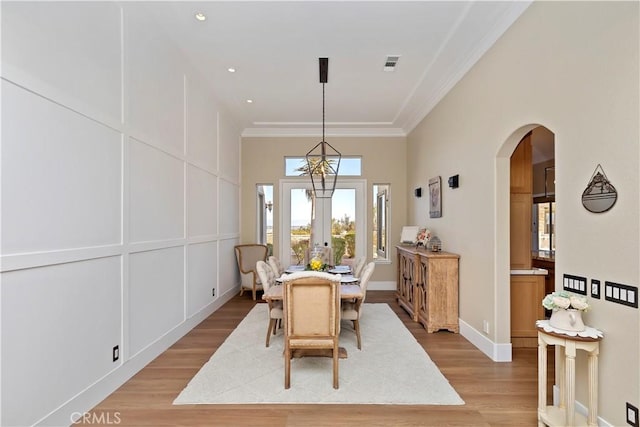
[549, 308, 586, 332]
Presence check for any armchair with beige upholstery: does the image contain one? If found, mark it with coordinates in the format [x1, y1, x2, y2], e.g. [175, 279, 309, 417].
[281, 271, 342, 389]
[255, 260, 283, 347]
[341, 261, 375, 350]
[234, 244, 268, 300]
[268, 255, 285, 276]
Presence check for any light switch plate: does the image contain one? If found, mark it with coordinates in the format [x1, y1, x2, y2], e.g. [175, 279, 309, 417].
[563, 274, 587, 295]
[627, 402, 638, 427]
[591, 279, 601, 299]
[605, 282, 638, 308]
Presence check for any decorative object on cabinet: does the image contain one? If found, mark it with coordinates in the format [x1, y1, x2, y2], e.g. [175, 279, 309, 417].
[416, 228, 431, 247]
[400, 226, 420, 245]
[427, 236, 441, 252]
[537, 324, 603, 426]
[396, 245, 459, 333]
[428, 176, 442, 218]
[582, 164, 617, 213]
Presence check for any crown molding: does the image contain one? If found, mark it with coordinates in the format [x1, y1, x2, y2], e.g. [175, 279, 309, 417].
[241, 127, 407, 138]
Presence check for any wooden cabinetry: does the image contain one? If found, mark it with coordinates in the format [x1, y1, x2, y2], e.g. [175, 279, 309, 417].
[396, 246, 460, 333]
[510, 274, 546, 347]
[510, 134, 533, 270]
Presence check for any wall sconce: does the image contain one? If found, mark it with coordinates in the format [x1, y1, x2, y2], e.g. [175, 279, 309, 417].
[265, 201, 273, 213]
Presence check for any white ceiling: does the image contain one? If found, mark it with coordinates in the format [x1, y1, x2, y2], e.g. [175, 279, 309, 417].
[144, 1, 532, 137]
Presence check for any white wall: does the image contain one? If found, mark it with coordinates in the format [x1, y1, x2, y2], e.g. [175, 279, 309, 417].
[0, 2, 241, 426]
[407, 2, 638, 425]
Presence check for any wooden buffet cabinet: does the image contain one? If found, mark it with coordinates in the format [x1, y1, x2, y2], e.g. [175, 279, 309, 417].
[396, 246, 460, 333]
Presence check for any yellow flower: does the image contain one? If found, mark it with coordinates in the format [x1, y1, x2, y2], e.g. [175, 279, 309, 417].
[310, 257, 323, 271]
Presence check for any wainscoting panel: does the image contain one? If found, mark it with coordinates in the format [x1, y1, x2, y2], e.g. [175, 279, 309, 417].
[218, 111, 240, 181]
[219, 179, 240, 235]
[129, 247, 185, 357]
[187, 165, 218, 238]
[187, 241, 219, 317]
[125, 5, 185, 157]
[1, 80, 122, 255]
[186, 75, 218, 172]
[219, 238, 241, 295]
[1, 256, 122, 427]
[0, 2, 122, 126]
[129, 138, 185, 244]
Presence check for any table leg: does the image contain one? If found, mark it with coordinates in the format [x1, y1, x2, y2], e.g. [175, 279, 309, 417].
[565, 341, 577, 426]
[538, 333, 547, 427]
[588, 349, 599, 426]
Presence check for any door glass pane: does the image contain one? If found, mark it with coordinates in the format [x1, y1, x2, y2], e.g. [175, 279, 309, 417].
[536, 201, 556, 253]
[290, 188, 311, 265]
[332, 188, 355, 266]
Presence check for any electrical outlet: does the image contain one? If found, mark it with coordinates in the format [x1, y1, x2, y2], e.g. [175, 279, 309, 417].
[212, 288, 216, 297]
[112, 345, 119, 362]
[627, 402, 638, 427]
[482, 320, 490, 334]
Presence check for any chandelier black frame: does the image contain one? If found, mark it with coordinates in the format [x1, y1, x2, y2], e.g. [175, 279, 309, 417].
[305, 57, 341, 198]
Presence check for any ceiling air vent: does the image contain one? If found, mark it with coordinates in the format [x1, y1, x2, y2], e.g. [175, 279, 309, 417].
[383, 55, 400, 72]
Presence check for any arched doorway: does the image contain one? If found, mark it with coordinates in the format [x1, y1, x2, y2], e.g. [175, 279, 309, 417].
[495, 124, 556, 358]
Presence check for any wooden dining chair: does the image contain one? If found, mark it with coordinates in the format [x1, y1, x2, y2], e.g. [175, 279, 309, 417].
[234, 244, 268, 300]
[255, 260, 283, 347]
[281, 271, 342, 389]
[341, 262, 375, 350]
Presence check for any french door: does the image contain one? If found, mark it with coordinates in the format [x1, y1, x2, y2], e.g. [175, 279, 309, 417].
[279, 179, 365, 267]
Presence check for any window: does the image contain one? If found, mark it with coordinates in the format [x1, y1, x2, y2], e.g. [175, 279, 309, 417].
[285, 156, 362, 177]
[256, 184, 274, 255]
[533, 200, 555, 254]
[373, 184, 389, 261]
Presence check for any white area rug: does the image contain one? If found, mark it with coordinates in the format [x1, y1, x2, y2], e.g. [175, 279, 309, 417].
[174, 303, 464, 405]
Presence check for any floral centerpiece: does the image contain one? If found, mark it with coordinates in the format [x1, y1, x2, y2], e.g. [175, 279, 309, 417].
[416, 228, 432, 247]
[308, 256, 327, 272]
[542, 291, 589, 332]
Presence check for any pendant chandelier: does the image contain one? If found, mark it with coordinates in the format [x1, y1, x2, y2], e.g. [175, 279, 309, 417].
[306, 57, 341, 199]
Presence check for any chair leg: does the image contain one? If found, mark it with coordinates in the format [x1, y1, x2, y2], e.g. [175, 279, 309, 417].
[333, 347, 339, 389]
[272, 319, 278, 335]
[354, 319, 361, 350]
[239, 287, 244, 296]
[266, 318, 276, 347]
[252, 287, 257, 301]
[285, 349, 291, 389]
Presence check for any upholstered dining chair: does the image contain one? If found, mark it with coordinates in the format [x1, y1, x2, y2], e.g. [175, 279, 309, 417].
[268, 255, 285, 276]
[341, 261, 375, 350]
[281, 271, 342, 389]
[234, 244, 268, 300]
[353, 256, 366, 278]
[255, 260, 283, 347]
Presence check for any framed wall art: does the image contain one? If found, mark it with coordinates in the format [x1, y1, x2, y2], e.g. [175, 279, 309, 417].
[428, 176, 442, 218]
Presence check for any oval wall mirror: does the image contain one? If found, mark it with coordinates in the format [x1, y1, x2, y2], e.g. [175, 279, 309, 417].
[582, 165, 617, 213]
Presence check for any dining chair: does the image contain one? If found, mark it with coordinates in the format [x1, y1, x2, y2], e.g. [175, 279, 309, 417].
[353, 256, 366, 278]
[268, 255, 285, 276]
[255, 260, 284, 347]
[341, 262, 375, 350]
[234, 244, 268, 300]
[281, 271, 342, 389]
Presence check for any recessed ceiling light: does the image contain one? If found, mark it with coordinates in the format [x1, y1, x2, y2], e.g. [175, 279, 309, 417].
[246, 99, 253, 104]
[228, 67, 236, 73]
[194, 12, 206, 21]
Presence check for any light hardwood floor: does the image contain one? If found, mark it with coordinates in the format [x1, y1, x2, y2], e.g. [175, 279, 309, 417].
[91, 291, 553, 426]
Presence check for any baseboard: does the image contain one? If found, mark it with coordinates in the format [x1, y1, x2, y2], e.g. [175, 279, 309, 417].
[368, 280, 396, 291]
[459, 318, 512, 362]
[37, 287, 238, 427]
